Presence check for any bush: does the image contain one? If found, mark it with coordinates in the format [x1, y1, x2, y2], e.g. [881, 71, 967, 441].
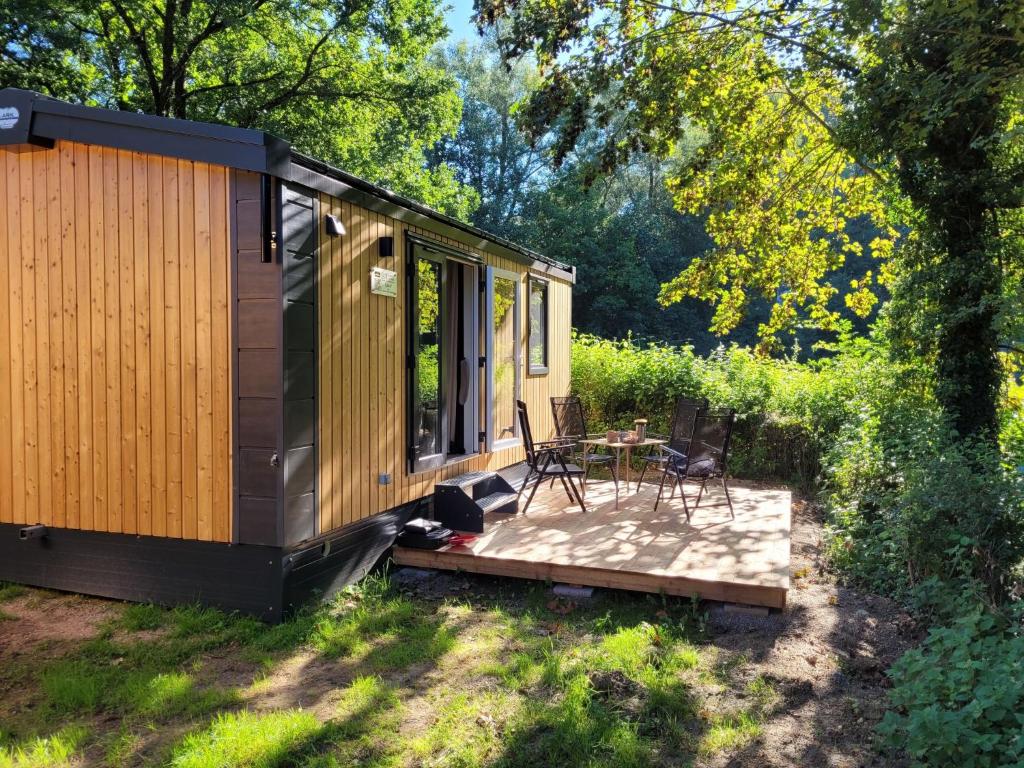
[879, 605, 1024, 767]
[570, 333, 863, 489]
[823, 348, 1024, 599]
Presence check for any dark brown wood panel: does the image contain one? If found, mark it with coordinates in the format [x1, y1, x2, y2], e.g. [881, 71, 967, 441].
[233, 169, 283, 546]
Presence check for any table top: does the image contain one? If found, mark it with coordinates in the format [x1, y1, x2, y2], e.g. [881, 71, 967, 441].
[580, 437, 667, 449]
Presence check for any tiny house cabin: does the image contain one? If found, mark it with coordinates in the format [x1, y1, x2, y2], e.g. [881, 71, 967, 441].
[0, 89, 574, 620]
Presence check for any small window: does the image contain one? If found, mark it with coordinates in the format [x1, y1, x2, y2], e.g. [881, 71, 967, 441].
[528, 276, 549, 374]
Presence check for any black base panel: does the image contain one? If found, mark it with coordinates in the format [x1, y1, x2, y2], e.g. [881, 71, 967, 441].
[1, 495, 438, 622]
[282, 499, 422, 610]
[0, 524, 284, 621]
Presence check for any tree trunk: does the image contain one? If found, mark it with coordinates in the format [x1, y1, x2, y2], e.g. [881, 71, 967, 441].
[933, 206, 1001, 442]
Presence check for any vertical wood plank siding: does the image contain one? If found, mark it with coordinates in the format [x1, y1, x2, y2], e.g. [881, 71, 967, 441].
[0, 142, 234, 542]
[316, 194, 573, 535]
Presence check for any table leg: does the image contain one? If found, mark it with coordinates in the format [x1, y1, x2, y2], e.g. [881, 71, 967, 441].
[581, 452, 588, 496]
[625, 446, 632, 494]
[613, 446, 621, 509]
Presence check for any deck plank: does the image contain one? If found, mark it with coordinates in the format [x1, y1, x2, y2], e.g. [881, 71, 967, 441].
[394, 480, 791, 609]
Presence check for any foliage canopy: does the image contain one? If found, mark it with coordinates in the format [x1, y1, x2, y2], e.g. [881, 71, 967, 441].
[477, 0, 1024, 441]
[1, 0, 477, 215]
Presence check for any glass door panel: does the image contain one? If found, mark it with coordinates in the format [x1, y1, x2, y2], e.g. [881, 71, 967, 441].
[486, 268, 520, 450]
[411, 252, 445, 471]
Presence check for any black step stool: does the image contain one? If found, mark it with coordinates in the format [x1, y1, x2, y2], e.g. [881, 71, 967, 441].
[433, 470, 518, 533]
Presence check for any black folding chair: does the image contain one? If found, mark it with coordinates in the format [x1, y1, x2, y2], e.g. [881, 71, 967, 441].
[636, 396, 708, 491]
[516, 400, 587, 514]
[655, 409, 736, 520]
[550, 396, 614, 491]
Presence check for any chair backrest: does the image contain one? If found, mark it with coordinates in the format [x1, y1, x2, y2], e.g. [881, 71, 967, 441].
[688, 409, 736, 474]
[516, 399, 539, 468]
[550, 396, 586, 439]
[668, 396, 709, 453]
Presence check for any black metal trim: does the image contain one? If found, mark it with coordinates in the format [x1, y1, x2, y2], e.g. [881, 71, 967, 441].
[282, 500, 421, 609]
[230, 171, 241, 545]
[0, 88, 289, 174]
[406, 231, 482, 264]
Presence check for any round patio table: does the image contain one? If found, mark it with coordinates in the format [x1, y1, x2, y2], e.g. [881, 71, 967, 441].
[579, 437, 667, 509]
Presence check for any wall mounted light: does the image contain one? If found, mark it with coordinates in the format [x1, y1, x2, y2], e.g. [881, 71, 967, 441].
[379, 235, 394, 258]
[325, 214, 346, 237]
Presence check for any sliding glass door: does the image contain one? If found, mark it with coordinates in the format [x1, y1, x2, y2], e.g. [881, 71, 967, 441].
[407, 238, 481, 473]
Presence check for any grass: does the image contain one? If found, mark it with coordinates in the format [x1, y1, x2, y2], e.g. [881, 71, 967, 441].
[0, 583, 26, 603]
[169, 710, 324, 768]
[699, 711, 762, 755]
[0, 726, 88, 768]
[0, 574, 786, 767]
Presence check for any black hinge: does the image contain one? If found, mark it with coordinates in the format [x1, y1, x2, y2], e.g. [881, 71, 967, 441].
[478, 355, 486, 368]
[478, 431, 486, 444]
[479, 279, 486, 293]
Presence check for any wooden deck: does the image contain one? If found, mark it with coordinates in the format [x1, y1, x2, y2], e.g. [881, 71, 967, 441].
[394, 477, 792, 609]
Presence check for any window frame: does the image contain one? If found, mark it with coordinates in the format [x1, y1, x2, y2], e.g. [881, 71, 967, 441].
[406, 243, 448, 473]
[405, 232, 483, 474]
[485, 267, 522, 452]
[527, 274, 550, 375]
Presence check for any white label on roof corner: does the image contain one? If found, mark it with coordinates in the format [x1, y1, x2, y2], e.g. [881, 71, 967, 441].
[0, 107, 19, 130]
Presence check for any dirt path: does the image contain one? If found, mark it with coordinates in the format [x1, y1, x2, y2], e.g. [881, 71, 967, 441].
[702, 498, 917, 767]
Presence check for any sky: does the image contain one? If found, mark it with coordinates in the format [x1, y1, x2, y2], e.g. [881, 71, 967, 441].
[444, 0, 480, 43]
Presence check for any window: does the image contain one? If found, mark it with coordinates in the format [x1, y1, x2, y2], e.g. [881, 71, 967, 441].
[528, 276, 549, 374]
[486, 269, 520, 450]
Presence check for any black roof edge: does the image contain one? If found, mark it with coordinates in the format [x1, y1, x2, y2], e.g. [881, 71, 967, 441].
[0, 88, 289, 175]
[0, 87, 573, 282]
[288, 151, 574, 281]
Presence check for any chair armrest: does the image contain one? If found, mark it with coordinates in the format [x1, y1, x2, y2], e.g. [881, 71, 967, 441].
[535, 437, 575, 447]
[533, 444, 576, 460]
[662, 445, 688, 460]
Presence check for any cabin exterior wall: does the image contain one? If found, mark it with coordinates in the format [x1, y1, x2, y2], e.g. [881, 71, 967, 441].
[315, 192, 573, 537]
[0, 140, 235, 543]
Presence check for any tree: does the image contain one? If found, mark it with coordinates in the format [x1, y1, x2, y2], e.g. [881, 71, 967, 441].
[1, 0, 476, 216]
[429, 34, 550, 237]
[476, 0, 1024, 446]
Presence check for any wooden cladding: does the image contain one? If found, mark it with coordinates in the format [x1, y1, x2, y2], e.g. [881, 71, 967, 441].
[316, 194, 572, 536]
[0, 141, 234, 542]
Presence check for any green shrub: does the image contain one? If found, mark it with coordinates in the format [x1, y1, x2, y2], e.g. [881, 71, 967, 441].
[823, 349, 1024, 599]
[570, 333, 864, 489]
[879, 606, 1024, 767]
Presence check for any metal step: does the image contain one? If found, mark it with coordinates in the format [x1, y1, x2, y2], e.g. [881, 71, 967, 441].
[476, 491, 518, 515]
[436, 470, 497, 490]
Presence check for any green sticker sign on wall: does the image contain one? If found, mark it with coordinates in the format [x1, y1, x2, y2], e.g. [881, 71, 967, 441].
[370, 267, 398, 298]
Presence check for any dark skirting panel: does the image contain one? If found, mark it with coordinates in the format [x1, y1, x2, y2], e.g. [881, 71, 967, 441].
[0, 524, 285, 621]
[0, 499, 425, 622]
[282, 500, 422, 611]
